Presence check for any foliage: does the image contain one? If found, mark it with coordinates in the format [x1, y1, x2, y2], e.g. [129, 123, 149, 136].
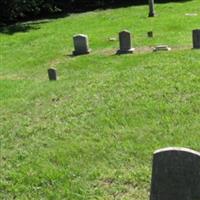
[0, 0, 136, 23]
[0, 0, 58, 23]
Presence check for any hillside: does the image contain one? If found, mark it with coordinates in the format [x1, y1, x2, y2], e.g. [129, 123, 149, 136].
[0, 0, 200, 199]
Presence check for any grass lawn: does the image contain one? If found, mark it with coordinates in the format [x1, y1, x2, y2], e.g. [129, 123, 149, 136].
[0, 0, 200, 199]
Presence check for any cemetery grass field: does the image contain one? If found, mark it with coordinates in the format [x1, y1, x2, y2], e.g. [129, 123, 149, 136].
[1, 0, 200, 199]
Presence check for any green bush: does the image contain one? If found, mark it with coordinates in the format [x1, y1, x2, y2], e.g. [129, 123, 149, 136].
[0, 0, 150, 24]
[0, 0, 58, 23]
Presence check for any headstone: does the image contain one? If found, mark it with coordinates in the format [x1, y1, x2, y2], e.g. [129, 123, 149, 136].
[73, 34, 91, 55]
[117, 30, 135, 54]
[192, 29, 200, 49]
[147, 31, 153, 38]
[48, 68, 57, 81]
[148, 0, 155, 17]
[153, 45, 171, 52]
[150, 147, 200, 200]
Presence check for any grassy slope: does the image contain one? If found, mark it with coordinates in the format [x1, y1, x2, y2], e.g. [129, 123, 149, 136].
[0, 1, 200, 199]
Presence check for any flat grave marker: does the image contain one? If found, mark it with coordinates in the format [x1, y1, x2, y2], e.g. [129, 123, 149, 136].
[153, 45, 171, 52]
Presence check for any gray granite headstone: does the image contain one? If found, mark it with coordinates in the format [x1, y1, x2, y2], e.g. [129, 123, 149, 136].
[48, 68, 57, 81]
[117, 30, 135, 54]
[193, 29, 200, 49]
[73, 34, 91, 55]
[150, 147, 200, 200]
[148, 0, 155, 17]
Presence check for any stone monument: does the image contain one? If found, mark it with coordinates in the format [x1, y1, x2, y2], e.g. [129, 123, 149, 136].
[117, 30, 135, 54]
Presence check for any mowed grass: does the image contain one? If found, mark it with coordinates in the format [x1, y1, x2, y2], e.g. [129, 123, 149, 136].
[0, 0, 200, 199]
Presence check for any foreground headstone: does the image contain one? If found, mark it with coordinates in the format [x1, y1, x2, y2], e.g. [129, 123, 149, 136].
[117, 30, 135, 54]
[73, 34, 91, 55]
[193, 29, 200, 49]
[48, 68, 57, 81]
[150, 147, 200, 200]
[153, 45, 171, 52]
[148, 0, 155, 17]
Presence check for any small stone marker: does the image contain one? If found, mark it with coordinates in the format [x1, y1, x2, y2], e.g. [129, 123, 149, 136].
[117, 30, 135, 54]
[153, 45, 171, 52]
[73, 34, 91, 55]
[148, 0, 155, 17]
[147, 31, 153, 38]
[192, 29, 200, 49]
[48, 68, 57, 81]
[150, 147, 200, 200]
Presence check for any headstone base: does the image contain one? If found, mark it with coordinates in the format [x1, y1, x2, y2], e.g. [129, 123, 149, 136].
[73, 49, 91, 56]
[117, 48, 135, 54]
[149, 13, 155, 17]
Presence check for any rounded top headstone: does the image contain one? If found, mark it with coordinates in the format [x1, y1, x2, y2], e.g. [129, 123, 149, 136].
[154, 147, 200, 156]
[150, 147, 200, 200]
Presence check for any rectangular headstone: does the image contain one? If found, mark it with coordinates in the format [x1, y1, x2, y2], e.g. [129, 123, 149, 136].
[150, 147, 200, 200]
[117, 30, 135, 54]
[48, 68, 57, 81]
[193, 29, 200, 49]
[73, 34, 91, 55]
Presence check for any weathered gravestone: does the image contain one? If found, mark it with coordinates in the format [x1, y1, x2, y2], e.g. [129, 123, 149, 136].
[150, 147, 200, 200]
[193, 29, 200, 49]
[73, 34, 91, 55]
[117, 30, 135, 54]
[148, 0, 155, 17]
[48, 68, 57, 81]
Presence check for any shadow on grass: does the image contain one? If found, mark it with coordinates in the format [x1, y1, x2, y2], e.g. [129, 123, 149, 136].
[0, 13, 71, 35]
[0, 24, 39, 35]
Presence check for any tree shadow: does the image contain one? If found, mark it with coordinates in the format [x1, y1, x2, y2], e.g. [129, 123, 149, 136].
[0, 13, 71, 35]
[0, 24, 36, 35]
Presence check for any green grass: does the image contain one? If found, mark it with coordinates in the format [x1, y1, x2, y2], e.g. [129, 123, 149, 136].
[1, 1, 200, 199]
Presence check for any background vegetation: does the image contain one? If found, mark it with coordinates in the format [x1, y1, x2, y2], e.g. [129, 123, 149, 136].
[0, 0, 188, 24]
[0, 0, 130, 23]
